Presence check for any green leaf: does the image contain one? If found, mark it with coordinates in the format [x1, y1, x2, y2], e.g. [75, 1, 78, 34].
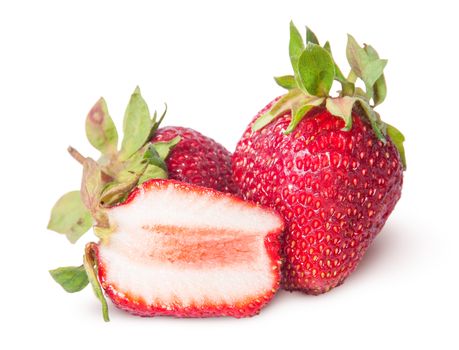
[289, 21, 305, 69]
[297, 43, 335, 96]
[326, 97, 356, 131]
[363, 44, 379, 61]
[274, 75, 297, 90]
[99, 179, 138, 207]
[284, 97, 324, 134]
[323, 41, 355, 96]
[372, 73, 387, 106]
[47, 191, 93, 243]
[151, 135, 181, 160]
[100, 157, 147, 207]
[362, 59, 387, 90]
[386, 123, 406, 169]
[138, 164, 168, 184]
[284, 104, 314, 135]
[84, 243, 109, 322]
[354, 87, 369, 100]
[80, 158, 103, 214]
[119, 87, 153, 161]
[346, 35, 387, 101]
[364, 44, 387, 105]
[306, 26, 319, 44]
[148, 103, 168, 140]
[347, 69, 358, 84]
[143, 144, 168, 172]
[289, 21, 305, 88]
[85, 98, 118, 155]
[356, 99, 386, 142]
[346, 34, 369, 78]
[323, 41, 344, 82]
[99, 138, 178, 207]
[49, 265, 89, 293]
[93, 226, 115, 243]
[252, 89, 303, 131]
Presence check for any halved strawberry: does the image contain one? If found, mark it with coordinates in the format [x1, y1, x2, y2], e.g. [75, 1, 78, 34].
[48, 88, 283, 320]
[91, 179, 283, 318]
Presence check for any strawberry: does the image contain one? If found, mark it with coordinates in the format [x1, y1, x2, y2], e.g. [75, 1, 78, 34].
[152, 126, 238, 194]
[93, 179, 282, 318]
[232, 23, 406, 294]
[48, 88, 283, 320]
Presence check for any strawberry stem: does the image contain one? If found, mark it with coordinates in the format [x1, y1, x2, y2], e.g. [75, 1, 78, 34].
[68, 146, 113, 182]
[67, 146, 86, 165]
[84, 243, 109, 322]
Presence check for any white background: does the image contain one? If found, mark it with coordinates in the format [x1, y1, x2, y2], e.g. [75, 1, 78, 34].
[1, 0, 458, 349]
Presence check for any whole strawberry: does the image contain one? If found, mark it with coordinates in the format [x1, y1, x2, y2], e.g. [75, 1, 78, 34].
[152, 126, 238, 194]
[232, 23, 406, 294]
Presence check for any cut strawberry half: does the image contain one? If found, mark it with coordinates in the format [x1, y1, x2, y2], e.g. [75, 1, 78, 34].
[93, 179, 283, 318]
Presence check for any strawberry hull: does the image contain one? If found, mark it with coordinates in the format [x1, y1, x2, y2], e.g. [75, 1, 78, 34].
[95, 179, 283, 317]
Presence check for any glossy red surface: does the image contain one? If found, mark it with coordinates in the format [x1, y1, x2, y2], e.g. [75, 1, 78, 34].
[232, 100, 403, 294]
[152, 127, 239, 194]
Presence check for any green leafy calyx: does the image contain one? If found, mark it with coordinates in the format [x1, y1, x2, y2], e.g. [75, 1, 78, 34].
[48, 87, 180, 243]
[49, 244, 110, 322]
[47, 191, 93, 243]
[84, 243, 110, 322]
[258, 22, 405, 167]
[49, 265, 89, 293]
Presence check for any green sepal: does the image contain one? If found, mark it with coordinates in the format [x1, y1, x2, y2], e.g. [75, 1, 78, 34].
[289, 21, 306, 90]
[284, 104, 314, 135]
[80, 157, 111, 230]
[323, 41, 346, 82]
[99, 149, 153, 207]
[49, 265, 89, 293]
[93, 226, 115, 243]
[364, 44, 387, 105]
[252, 89, 304, 131]
[119, 87, 153, 161]
[354, 87, 370, 101]
[297, 43, 335, 97]
[356, 99, 386, 142]
[326, 96, 356, 131]
[85, 98, 118, 156]
[274, 75, 297, 90]
[151, 135, 181, 161]
[346, 35, 387, 101]
[346, 34, 369, 78]
[80, 158, 102, 210]
[324, 41, 355, 96]
[143, 144, 168, 172]
[306, 26, 319, 44]
[386, 123, 406, 169]
[47, 191, 93, 243]
[99, 179, 138, 207]
[84, 243, 109, 322]
[148, 104, 168, 140]
[99, 138, 178, 207]
[362, 59, 387, 98]
[138, 164, 168, 184]
[347, 69, 358, 84]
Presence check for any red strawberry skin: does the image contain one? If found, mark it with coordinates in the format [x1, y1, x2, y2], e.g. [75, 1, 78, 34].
[232, 99, 403, 294]
[152, 127, 239, 194]
[96, 179, 283, 317]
